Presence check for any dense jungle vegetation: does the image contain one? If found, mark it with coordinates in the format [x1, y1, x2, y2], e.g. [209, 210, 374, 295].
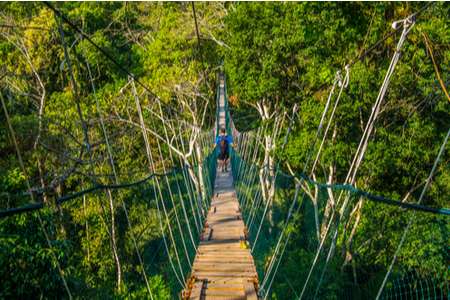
[0, 2, 448, 299]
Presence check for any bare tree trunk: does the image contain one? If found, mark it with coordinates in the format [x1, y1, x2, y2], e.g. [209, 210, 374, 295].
[341, 199, 363, 285]
[187, 162, 204, 217]
[106, 188, 122, 291]
[321, 164, 336, 240]
[3, 35, 49, 202]
[195, 141, 206, 204]
[299, 176, 321, 244]
[256, 100, 278, 228]
[311, 174, 320, 242]
[82, 193, 90, 263]
[36, 160, 47, 202]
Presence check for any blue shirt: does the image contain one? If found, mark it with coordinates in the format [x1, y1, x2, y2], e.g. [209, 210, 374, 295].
[215, 135, 233, 146]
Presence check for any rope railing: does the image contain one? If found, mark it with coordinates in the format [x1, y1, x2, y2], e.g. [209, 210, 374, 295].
[231, 135, 449, 299]
[231, 147, 450, 216]
[0, 161, 217, 218]
[1, 146, 217, 295]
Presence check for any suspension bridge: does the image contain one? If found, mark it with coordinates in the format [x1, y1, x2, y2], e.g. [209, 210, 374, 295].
[1, 2, 449, 300]
[183, 74, 258, 299]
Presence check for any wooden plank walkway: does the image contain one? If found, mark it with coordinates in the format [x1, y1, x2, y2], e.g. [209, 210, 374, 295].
[182, 76, 259, 299]
[183, 169, 259, 300]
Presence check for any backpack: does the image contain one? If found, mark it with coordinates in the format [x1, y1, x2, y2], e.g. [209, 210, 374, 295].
[219, 136, 229, 154]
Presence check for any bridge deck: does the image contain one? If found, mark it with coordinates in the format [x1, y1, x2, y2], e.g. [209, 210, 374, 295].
[185, 169, 258, 300]
[183, 76, 259, 299]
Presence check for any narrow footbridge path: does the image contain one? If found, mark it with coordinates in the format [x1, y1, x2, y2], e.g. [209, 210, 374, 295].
[183, 75, 259, 299]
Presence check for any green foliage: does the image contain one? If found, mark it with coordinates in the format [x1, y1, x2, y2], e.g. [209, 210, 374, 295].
[0, 1, 220, 298]
[120, 275, 171, 300]
[0, 1, 448, 299]
[224, 2, 448, 299]
[0, 210, 70, 299]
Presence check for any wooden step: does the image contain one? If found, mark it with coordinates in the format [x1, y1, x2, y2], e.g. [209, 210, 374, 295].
[194, 271, 257, 278]
[244, 282, 258, 300]
[193, 266, 256, 274]
[203, 290, 245, 298]
[201, 227, 213, 241]
[204, 282, 244, 290]
[194, 262, 256, 269]
[195, 258, 254, 264]
[196, 255, 253, 261]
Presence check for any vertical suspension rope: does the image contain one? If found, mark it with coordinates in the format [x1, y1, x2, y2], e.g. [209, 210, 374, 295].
[310, 66, 349, 173]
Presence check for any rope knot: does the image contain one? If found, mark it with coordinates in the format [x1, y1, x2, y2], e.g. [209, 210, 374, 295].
[337, 65, 350, 88]
[391, 14, 416, 32]
[336, 70, 343, 87]
[292, 103, 299, 115]
[392, 15, 416, 52]
[342, 64, 350, 88]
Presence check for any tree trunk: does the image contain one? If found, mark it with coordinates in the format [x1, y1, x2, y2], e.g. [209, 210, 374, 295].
[341, 199, 363, 285]
[187, 162, 204, 218]
[82, 193, 90, 263]
[311, 174, 320, 242]
[195, 142, 206, 205]
[256, 100, 277, 228]
[321, 165, 336, 240]
[106, 189, 122, 291]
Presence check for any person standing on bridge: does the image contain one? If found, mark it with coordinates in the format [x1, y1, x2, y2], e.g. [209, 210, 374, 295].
[216, 127, 233, 172]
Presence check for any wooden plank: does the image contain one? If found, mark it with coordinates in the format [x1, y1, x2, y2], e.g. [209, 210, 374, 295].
[199, 239, 242, 245]
[200, 296, 245, 300]
[196, 252, 252, 257]
[194, 271, 257, 278]
[197, 245, 249, 249]
[197, 247, 252, 254]
[194, 260, 255, 266]
[208, 218, 243, 222]
[197, 246, 250, 252]
[195, 257, 253, 262]
[196, 251, 253, 256]
[207, 224, 245, 229]
[197, 250, 252, 255]
[207, 217, 240, 220]
[201, 227, 213, 241]
[206, 278, 245, 285]
[207, 217, 243, 222]
[198, 246, 247, 251]
[209, 233, 242, 238]
[189, 281, 204, 300]
[195, 258, 253, 264]
[194, 256, 254, 262]
[243, 282, 258, 300]
[198, 248, 244, 253]
[193, 265, 256, 273]
[193, 260, 255, 266]
[204, 282, 243, 290]
[195, 277, 256, 285]
[202, 289, 245, 297]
